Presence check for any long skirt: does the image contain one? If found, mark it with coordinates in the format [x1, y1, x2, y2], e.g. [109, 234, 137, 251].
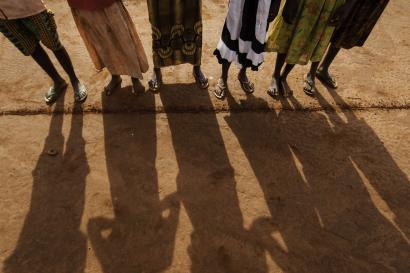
[331, 0, 390, 49]
[71, 2, 149, 79]
[147, 0, 202, 68]
[266, 0, 344, 65]
[214, 0, 272, 71]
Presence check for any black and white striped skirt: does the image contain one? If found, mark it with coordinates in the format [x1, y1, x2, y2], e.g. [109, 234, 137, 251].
[214, 0, 272, 71]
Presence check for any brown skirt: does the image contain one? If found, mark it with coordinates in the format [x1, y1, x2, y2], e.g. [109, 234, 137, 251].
[71, 2, 149, 79]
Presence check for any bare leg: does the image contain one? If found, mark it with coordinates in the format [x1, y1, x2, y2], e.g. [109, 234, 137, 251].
[193, 65, 209, 89]
[281, 63, 296, 80]
[221, 61, 231, 82]
[304, 61, 320, 96]
[31, 45, 67, 104]
[319, 44, 340, 74]
[131, 77, 144, 95]
[238, 67, 254, 94]
[280, 62, 295, 97]
[213, 62, 231, 100]
[307, 61, 320, 82]
[53, 47, 79, 85]
[104, 75, 122, 96]
[31, 45, 65, 86]
[274, 53, 287, 80]
[317, 44, 340, 88]
[53, 46, 87, 102]
[268, 53, 290, 98]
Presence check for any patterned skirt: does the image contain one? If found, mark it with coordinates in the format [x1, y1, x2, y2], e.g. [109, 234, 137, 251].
[214, 0, 272, 71]
[0, 10, 62, 56]
[331, 0, 390, 49]
[266, 0, 344, 65]
[147, 0, 202, 68]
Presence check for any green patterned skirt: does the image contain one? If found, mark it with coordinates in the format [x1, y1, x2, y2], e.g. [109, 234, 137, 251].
[147, 0, 202, 68]
[266, 0, 344, 65]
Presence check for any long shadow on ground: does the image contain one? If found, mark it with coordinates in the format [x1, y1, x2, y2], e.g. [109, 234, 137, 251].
[87, 87, 180, 273]
[3, 96, 89, 273]
[225, 88, 410, 272]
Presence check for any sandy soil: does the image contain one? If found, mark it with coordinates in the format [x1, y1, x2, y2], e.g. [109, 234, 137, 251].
[0, 0, 409, 114]
[0, 89, 410, 272]
[1, 1, 410, 272]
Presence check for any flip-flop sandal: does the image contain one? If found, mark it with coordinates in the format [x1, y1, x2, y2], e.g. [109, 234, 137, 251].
[317, 69, 338, 89]
[281, 80, 294, 98]
[44, 81, 68, 105]
[303, 78, 318, 97]
[238, 76, 255, 94]
[74, 82, 88, 103]
[104, 77, 122, 96]
[193, 71, 209, 89]
[148, 77, 162, 92]
[267, 77, 281, 99]
[213, 78, 228, 100]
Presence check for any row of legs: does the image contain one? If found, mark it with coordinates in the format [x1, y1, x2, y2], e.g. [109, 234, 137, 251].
[31, 43, 341, 104]
[215, 45, 342, 100]
[31, 44, 87, 104]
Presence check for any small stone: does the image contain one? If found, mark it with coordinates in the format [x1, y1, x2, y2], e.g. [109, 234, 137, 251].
[47, 149, 58, 156]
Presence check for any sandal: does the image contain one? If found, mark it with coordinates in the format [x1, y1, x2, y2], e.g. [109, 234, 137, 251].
[238, 75, 255, 94]
[193, 70, 209, 89]
[317, 69, 338, 89]
[213, 78, 228, 100]
[267, 77, 281, 99]
[44, 81, 68, 105]
[104, 77, 122, 96]
[303, 77, 318, 97]
[148, 77, 162, 92]
[73, 82, 88, 103]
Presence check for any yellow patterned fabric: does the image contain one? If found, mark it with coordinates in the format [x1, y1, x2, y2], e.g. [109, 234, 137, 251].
[266, 0, 344, 65]
[147, 0, 202, 68]
[0, 10, 62, 56]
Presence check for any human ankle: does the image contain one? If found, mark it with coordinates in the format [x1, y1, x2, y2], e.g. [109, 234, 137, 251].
[54, 77, 65, 86]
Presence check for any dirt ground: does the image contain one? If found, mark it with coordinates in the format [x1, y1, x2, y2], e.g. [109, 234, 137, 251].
[1, 0, 410, 273]
[0, 0, 409, 113]
[0, 98, 410, 273]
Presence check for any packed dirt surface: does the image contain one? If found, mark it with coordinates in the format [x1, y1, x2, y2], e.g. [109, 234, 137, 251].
[0, 96, 409, 272]
[0, 0, 409, 114]
[1, 0, 410, 272]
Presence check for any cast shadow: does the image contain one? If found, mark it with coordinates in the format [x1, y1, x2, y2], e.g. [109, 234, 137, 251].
[87, 88, 180, 273]
[159, 83, 266, 273]
[224, 89, 410, 273]
[3, 97, 89, 273]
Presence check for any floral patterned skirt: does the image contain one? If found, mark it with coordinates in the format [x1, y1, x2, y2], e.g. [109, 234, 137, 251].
[147, 0, 202, 68]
